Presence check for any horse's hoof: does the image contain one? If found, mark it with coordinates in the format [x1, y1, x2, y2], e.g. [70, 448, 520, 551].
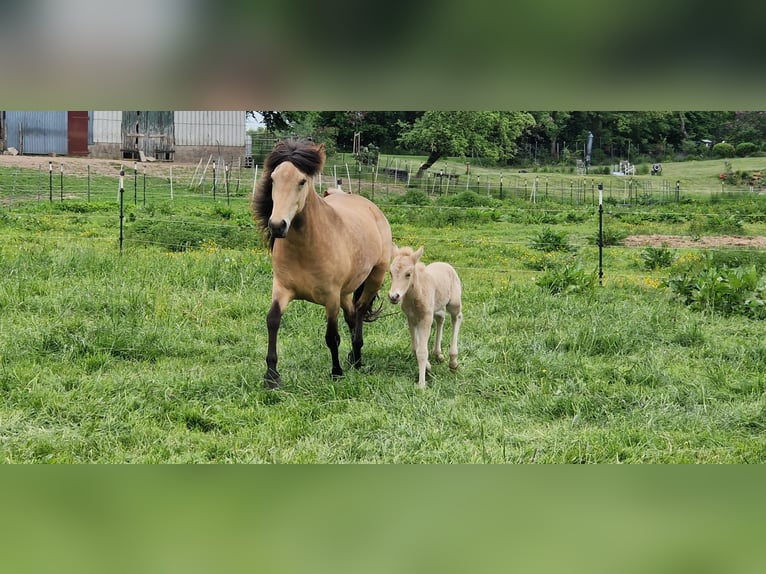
[449, 363, 459, 372]
[347, 351, 362, 369]
[264, 368, 282, 389]
[331, 367, 344, 379]
[434, 354, 445, 363]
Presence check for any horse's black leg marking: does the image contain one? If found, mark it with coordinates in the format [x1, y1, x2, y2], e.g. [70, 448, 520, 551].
[325, 316, 343, 378]
[348, 281, 369, 369]
[349, 301, 367, 369]
[265, 301, 283, 388]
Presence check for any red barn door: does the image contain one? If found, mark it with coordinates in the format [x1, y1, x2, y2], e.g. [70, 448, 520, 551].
[67, 111, 89, 156]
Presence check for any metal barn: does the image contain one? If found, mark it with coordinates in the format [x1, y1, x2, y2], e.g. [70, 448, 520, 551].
[2, 111, 246, 164]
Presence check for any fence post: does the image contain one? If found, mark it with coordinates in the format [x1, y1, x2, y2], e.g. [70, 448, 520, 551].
[48, 161, 53, 202]
[59, 163, 64, 201]
[119, 170, 125, 255]
[212, 161, 217, 201]
[598, 183, 604, 286]
[87, 164, 91, 202]
[675, 180, 680, 203]
[133, 161, 137, 205]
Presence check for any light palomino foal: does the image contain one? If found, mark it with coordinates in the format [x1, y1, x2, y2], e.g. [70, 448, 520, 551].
[388, 246, 463, 388]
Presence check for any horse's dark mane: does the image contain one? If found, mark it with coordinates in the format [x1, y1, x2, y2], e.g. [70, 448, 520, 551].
[251, 139, 325, 250]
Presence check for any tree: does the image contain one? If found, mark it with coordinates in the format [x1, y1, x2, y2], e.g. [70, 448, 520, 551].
[254, 112, 321, 134]
[397, 111, 535, 176]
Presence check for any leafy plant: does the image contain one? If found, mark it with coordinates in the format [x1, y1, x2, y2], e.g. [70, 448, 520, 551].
[713, 142, 736, 158]
[528, 227, 572, 252]
[640, 245, 675, 270]
[688, 214, 744, 235]
[735, 142, 758, 157]
[666, 263, 766, 318]
[536, 261, 596, 295]
[587, 226, 626, 247]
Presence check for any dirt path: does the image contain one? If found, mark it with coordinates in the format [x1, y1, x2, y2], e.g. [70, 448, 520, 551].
[0, 154, 200, 178]
[623, 234, 766, 248]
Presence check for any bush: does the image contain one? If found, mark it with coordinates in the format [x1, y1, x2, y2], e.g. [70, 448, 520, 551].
[712, 142, 736, 158]
[536, 261, 597, 295]
[688, 214, 744, 235]
[393, 189, 430, 206]
[735, 142, 758, 157]
[640, 246, 675, 270]
[666, 264, 766, 319]
[587, 226, 626, 247]
[528, 227, 572, 252]
[435, 191, 500, 208]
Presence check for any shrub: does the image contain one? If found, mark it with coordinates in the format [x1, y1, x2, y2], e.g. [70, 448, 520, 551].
[712, 142, 736, 158]
[735, 142, 758, 157]
[528, 227, 572, 252]
[666, 264, 766, 319]
[587, 226, 626, 247]
[641, 246, 676, 270]
[393, 189, 430, 206]
[688, 214, 744, 235]
[536, 261, 597, 295]
[435, 191, 499, 208]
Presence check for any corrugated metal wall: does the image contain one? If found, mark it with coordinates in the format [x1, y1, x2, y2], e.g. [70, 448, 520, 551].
[92, 111, 122, 144]
[175, 111, 245, 147]
[5, 111, 68, 155]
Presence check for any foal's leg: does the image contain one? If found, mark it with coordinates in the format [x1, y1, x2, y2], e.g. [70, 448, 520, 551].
[412, 317, 433, 389]
[447, 303, 463, 371]
[431, 310, 446, 363]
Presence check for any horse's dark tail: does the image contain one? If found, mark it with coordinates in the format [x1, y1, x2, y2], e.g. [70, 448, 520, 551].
[354, 283, 384, 323]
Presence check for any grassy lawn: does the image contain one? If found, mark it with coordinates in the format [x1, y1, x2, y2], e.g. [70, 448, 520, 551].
[1, 157, 766, 463]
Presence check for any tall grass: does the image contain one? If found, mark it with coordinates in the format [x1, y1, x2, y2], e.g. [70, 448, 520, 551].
[2, 165, 766, 462]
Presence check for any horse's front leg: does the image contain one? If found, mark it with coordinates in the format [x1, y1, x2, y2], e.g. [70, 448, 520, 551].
[325, 300, 343, 378]
[412, 317, 432, 389]
[265, 300, 284, 388]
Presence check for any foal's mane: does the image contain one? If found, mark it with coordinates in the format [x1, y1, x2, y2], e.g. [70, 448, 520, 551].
[252, 139, 326, 250]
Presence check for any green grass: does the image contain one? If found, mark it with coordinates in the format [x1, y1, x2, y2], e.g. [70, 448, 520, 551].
[2, 159, 766, 462]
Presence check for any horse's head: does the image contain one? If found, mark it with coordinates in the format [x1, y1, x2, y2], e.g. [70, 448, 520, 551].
[253, 139, 325, 245]
[388, 245, 423, 304]
[267, 161, 312, 238]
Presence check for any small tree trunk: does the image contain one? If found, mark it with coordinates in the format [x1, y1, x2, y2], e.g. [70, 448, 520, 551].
[416, 150, 442, 178]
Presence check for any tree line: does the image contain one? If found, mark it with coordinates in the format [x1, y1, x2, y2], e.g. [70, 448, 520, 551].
[251, 111, 766, 171]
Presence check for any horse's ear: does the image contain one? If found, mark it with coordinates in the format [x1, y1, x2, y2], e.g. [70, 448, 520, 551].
[413, 246, 424, 261]
[391, 243, 399, 258]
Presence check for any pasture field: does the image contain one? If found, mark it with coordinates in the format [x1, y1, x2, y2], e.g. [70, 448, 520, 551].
[1, 158, 766, 463]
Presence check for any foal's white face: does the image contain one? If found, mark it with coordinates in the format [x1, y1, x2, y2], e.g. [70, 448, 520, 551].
[388, 247, 423, 304]
[268, 162, 310, 238]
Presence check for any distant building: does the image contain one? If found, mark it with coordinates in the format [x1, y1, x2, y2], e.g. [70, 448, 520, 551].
[1, 111, 246, 163]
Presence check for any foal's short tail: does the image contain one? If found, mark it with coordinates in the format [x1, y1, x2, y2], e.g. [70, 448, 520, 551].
[353, 283, 384, 322]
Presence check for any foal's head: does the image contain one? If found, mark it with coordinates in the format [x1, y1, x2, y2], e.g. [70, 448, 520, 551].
[388, 245, 424, 304]
[253, 139, 325, 247]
